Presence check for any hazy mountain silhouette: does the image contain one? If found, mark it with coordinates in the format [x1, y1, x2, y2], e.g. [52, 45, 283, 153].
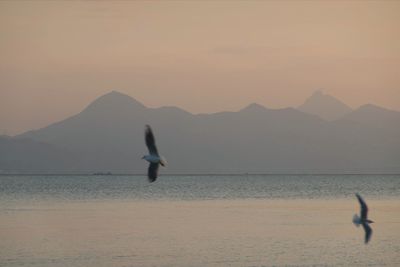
[1, 91, 399, 173]
[341, 104, 400, 130]
[0, 135, 77, 172]
[298, 90, 353, 121]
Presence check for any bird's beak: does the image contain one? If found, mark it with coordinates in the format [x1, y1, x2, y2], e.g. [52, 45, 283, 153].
[141, 156, 145, 159]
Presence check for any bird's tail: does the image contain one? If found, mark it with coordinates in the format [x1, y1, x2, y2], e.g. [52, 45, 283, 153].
[353, 214, 361, 227]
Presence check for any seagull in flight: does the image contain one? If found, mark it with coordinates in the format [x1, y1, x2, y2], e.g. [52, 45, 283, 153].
[142, 125, 166, 183]
[353, 193, 374, 244]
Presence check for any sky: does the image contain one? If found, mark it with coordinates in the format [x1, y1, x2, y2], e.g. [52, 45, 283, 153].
[1, 1, 399, 135]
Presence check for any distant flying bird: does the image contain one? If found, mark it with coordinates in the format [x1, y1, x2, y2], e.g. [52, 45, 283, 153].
[353, 193, 374, 244]
[142, 125, 166, 182]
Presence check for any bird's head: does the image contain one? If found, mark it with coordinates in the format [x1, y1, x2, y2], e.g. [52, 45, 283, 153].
[160, 156, 167, 167]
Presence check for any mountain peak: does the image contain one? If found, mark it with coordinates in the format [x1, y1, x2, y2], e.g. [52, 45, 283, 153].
[311, 89, 324, 97]
[83, 91, 146, 113]
[351, 103, 400, 118]
[240, 103, 267, 113]
[298, 90, 352, 121]
[358, 103, 387, 112]
[341, 103, 400, 129]
[97, 90, 144, 105]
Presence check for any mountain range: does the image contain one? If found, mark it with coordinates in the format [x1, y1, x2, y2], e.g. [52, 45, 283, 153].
[1, 90, 399, 174]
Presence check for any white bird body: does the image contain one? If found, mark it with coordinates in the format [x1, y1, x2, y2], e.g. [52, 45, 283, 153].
[353, 214, 361, 227]
[143, 154, 166, 166]
[143, 155, 160, 164]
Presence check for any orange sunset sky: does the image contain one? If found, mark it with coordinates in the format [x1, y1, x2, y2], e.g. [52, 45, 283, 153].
[1, 1, 399, 135]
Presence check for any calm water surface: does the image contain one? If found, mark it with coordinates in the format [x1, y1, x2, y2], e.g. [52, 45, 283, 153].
[0, 175, 399, 267]
[1, 174, 399, 202]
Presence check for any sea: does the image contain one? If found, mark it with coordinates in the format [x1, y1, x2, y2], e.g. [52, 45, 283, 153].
[1, 174, 399, 267]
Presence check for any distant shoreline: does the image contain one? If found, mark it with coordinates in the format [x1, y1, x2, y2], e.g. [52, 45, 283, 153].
[1, 172, 399, 176]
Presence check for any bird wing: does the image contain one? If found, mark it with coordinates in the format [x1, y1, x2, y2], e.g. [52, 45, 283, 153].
[145, 125, 159, 156]
[147, 162, 159, 183]
[356, 193, 368, 220]
[362, 222, 372, 244]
